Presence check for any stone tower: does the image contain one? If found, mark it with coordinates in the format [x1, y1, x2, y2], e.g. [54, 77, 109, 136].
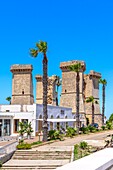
[84, 70, 102, 125]
[60, 60, 86, 115]
[35, 75, 58, 105]
[10, 64, 34, 105]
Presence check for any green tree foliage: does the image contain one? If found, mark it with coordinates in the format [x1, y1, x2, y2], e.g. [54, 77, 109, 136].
[25, 122, 34, 138]
[109, 113, 113, 122]
[99, 78, 107, 125]
[6, 96, 11, 104]
[30, 40, 48, 142]
[66, 126, 77, 137]
[86, 96, 98, 124]
[68, 63, 82, 134]
[79, 141, 88, 149]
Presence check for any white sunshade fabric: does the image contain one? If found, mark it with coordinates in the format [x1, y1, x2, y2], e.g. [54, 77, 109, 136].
[37, 118, 85, 122]
[0, 112, 14, 117]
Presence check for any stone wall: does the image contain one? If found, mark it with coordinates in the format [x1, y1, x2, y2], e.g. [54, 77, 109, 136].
[35, 75, 58, 105]
[60, 60, 86, 114]
[84, 70, 101, 116]
[10, 64, 34, 105]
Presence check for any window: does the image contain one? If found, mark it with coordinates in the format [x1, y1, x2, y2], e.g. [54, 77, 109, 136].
[14, 119, 19, 133]
[22, 89, 24, 94]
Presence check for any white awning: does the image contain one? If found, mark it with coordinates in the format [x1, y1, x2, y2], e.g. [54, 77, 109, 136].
[37, 118, 85, 122]
[0, 112, 14, 117]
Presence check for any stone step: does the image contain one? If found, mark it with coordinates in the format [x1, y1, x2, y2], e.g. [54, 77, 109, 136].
[2, 160, 69, 169]
[1, 165, 59, 170]
[15, 151, 71, 154]
[12, 151, 71, 160]
[14, 152, 71, 156]
[13, 156, 70, 160]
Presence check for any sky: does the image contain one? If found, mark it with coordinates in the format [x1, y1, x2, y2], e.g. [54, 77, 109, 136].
[0, 0, 113, 119]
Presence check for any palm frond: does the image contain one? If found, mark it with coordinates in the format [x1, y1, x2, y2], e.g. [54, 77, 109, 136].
[36, 41, 47, 53]
[99, 78, 107, 85]
[6, 96, 11, 101]
[86, 96, 94, 103]
[30, 49, 38, 58]
[68, 63, 82, 72]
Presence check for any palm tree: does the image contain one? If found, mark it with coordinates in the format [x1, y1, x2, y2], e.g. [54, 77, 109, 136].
[99, 79, 107, 125]
[30, 40, 48, 142]
[56, 76, 62, 106]
[6, 96, 11, 104]
[69, 63, 82, 134]
[86, 96, 98, 124]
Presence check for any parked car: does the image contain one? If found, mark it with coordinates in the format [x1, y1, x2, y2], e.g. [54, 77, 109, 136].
[90, 123, 99, 128]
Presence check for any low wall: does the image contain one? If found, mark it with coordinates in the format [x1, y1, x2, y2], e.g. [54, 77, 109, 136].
[0, 141, 18, 164]
[0, 151, 15, 164]
[56, 148, 113, 170]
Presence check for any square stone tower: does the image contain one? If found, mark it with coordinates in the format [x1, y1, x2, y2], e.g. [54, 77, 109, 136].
[35, 75, 58, 105]
[10, 64, 34, 105]
[84, 70, 102, 125]
[60, 60, 86, 114]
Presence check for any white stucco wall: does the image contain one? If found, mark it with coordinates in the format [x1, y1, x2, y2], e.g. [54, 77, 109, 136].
[36, 104, 73, 131]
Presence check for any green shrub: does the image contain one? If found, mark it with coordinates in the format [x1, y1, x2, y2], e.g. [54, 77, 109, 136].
[79, 141, 88, 149]
[48, 130, 56, 140]
[17, 143, 31, 150]
[66, 127, 76, 137]
[80, 127, 89, 134]
[0, 161, 2, 168]
[106, 121, 112, 130]
[74, 144, 79, 160]
[31, 141, 42, 145]
[101, 125, 106, 130]
[48, 130, 62, 140]
[88, 125, 96, 132]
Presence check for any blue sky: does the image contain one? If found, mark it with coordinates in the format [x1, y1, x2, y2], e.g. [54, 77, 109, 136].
[0, 0, 113, 118]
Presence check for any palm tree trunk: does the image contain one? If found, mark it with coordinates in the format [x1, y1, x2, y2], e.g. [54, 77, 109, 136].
[76, 72, 80, 134]
[92, 103, 94, 124]
[42, 53, 48, 142]
[102, 85, 105, 125]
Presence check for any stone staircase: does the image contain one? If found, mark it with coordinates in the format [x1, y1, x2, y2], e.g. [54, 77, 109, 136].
[12, 150, 71, 160]
[2, 146, 73, 170]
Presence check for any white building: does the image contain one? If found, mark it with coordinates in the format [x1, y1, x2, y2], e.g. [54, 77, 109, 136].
[0, 104, 85, 137]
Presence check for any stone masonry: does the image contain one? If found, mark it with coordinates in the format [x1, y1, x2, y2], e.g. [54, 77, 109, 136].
[60, 60, 86, 113]
[84, 70, 102, 125]
[10, 61, 102, 126]
[60, 60, 102, 126]
[60, 60, 86, 126]
[35, 75, 58, 105]
[10, 64, 34, 105]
